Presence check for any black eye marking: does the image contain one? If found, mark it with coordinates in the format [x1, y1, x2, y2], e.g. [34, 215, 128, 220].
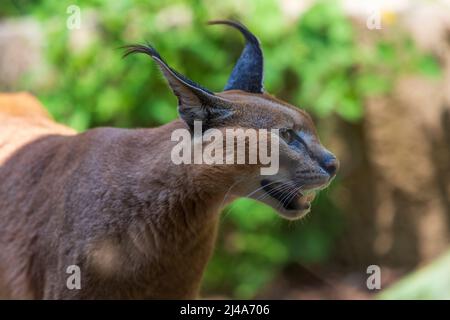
[279, 128, 295, 144]
[279, 128, 306, 147]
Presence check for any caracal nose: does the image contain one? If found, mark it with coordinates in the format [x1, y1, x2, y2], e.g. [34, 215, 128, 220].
[322, 153, 339, 178]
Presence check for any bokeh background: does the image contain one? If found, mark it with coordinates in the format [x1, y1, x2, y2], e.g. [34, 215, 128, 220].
[1, 0, 449, 299]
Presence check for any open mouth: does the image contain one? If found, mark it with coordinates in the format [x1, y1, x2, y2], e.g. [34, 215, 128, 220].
[261, 179, 316, 212]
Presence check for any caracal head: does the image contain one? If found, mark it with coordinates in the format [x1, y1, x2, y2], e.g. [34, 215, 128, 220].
[124, 20, 338, 220]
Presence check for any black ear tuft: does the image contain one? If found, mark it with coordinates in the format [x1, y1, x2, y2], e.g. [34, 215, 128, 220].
[122, 44, 214, 95]
[208, 20, 264, 94]
[123, 44, 233, 129]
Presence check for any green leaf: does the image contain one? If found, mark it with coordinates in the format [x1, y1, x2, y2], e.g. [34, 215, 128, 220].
[418, 55, 442, 78]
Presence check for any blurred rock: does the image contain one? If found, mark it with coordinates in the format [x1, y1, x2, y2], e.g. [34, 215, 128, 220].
[0, 18, 43, 90]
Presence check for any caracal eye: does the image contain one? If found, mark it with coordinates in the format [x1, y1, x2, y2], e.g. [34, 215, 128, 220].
[280, 128, 296, 144]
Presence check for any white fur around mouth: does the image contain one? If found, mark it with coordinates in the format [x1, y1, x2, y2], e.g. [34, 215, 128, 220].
[261, 180, 318, 213]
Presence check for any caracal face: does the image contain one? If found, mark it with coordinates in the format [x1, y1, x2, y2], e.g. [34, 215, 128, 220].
[216, 90, 339, 220]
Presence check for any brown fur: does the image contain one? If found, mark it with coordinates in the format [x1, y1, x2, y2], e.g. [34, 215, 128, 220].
[0, 86, 335, 299]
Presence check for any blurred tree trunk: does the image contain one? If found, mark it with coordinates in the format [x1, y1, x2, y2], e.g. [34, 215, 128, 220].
[329, 5, 450, 272]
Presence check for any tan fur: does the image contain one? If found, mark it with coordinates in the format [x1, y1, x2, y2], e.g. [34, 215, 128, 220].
[0, 92, 75, 165]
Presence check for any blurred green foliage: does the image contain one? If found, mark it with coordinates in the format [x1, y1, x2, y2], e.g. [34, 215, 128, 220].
[1, 0, 441, 298]
[378, 250, 450, 300]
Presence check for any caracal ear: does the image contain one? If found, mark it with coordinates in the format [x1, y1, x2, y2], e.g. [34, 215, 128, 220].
[208, 20, 264, 94]
[123, 44, 233, 130]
